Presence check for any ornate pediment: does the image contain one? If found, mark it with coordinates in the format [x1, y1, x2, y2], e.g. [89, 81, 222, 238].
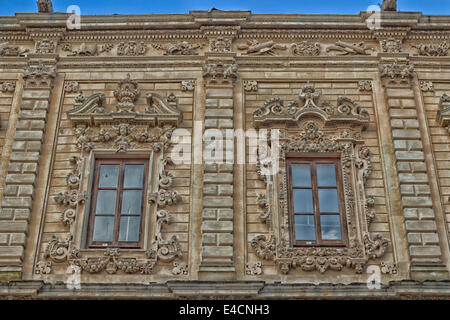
[67, 75, 182, 127]
[253, 83, 369, 128]
[437, 93, 450, 133]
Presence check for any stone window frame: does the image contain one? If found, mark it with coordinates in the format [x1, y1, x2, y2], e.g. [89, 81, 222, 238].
[249, 82, 389, 274]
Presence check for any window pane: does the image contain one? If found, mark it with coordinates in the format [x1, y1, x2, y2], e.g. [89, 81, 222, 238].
[320, 215, 342, 240]
[318, 188, 339, 213]
[316, 164, 337, 187]
[98, 165, 120, 188]
[293, 189, 313, 213]
[121, 190, 143, 214]
[295, 215, 316, 241]
[291, 164, 312, 187]
[92, 216, 114, 242]
[123, 164, 145, 188]
[118, 216, 140, 242]
[95, 190, 117, 214]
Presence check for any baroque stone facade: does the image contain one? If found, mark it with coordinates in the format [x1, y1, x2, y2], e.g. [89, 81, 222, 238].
[1, 2, 450, 299]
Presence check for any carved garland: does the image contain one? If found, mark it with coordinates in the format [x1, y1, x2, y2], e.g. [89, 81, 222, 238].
[250, 83, 389, 274]
[36, 74, 186, 276]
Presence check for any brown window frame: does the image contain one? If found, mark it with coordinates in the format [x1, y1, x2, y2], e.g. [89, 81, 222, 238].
[286, 157, 347, 247]
[87, 158, 149, 249]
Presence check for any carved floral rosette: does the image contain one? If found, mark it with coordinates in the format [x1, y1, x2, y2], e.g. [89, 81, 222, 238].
[36, 75, 186, 276]
[249, 83, 389, 274]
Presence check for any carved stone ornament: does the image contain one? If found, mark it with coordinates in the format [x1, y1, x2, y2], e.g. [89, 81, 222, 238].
[0, 42, 29, 57]
[117, 41, 147, 56]
[35, 38, 56, 54]
[67, 75, 182, 153]
[379, 0, 397, 11]
[291, 41, 321, 56]
[62, 43, 114, 56]
[243, 80, 258, 92]
[1, 81, 16, 93]
[210, 37, 232, 53]
[246, 261, 263, 275]
[237, 40, 287, 55]
[250, 83, 389, 274]
[358, 80, 373, 92]
[253, 83, 370, 129]
[381, 262, 398, 274]
[37, 0, 53, 13]
[326, 41, 374, 56]
[64, 81, 80, 93]
[379, 59, 414, 86]
[23, 61, 56, 88]
[381, 38, 402, 53]
[181, 80, 195, 91]
[412, 42, 449, 57]
[420, 81, 434, 92]
[202, 62, 238, 85]
[437, 93, 450, 134]
[153, 41, 203, 55]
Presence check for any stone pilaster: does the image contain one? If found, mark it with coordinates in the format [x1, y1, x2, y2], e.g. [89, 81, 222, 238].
[0, 58, 56, 281]
[379, 56, 449, 281]
[198, 54, 238, 280]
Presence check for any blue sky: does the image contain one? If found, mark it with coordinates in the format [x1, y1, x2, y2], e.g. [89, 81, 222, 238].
[0, 0, 449, 16]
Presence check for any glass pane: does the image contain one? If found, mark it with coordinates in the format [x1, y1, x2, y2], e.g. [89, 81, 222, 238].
[316, 164, 337, 187]
[295, 215, 316, 241]
[121, 190, 143, 214]
[320, 215, 342, 240]
[98, 165, 120, 188]
[291, 164, 312, 187]
[293, 189, 313, 213]
[92, 216, 114, 242]
[95, 190, 117, 214]
[123, 164, 145, 188]
[119, 216, 141, 242]
[318, 188, 339, 213]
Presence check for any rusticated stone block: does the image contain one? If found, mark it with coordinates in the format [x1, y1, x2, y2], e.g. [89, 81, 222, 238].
[410, 245, 442, 257]
[1, 197, 33, 209]
[202, 221, 233, 232]
[202, 246, 233, 258]
[402, 196, 432, 207]
[203, 173, 233, 184]
[0, 221, 28, 233]
[18, 110, 47, 120]
[5, 174, 36, 185]
[405, 220, 437, 232]
[203, 197, 233, 208]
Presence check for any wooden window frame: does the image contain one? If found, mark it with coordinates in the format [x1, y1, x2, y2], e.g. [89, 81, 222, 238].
[87, 158, 149, 249]
[286, 157, 347, 247]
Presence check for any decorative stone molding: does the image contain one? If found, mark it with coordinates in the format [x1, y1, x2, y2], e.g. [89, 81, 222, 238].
[381, 38, 402, 53]
[253, 83, 369, 128]
[1, 81, 16, 93]
[152, 41, 203, 55]
[243, 80, 258, 92]
[181, 80, 195, 91]
[250, 83, 388, 274]
[35, 38, 56, 54]
[237, 40, 287, 56]
[114, 73, 140, 112]
[172, 262, 188, 275]
[437, 93, 450, 134]
[117, 41, 147, 56]
[37, 0, 53, 13]
[62, 43, 114, 56]
[412, 42, 449, 56]
[325, 41, 374, 56]
[381, 262, 398, 275]
[23, 61, 56, 88]
[64, 81, 79, 93]
[379, 59, 414, 86]
[0, 42, 29, 57]
[210, 37, 232, 53]
[358, 80, 373, 92]
[291, 41, 321, 56]
[202, 62, 238, 85]
[419, 81, 434, 92]
[245, 262, 262, 275]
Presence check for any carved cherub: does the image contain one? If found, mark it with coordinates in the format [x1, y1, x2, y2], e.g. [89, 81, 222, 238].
[379, 0, 397, 11]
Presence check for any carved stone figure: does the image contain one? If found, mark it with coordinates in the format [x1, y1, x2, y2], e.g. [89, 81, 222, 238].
[37, 0, 53, 13]
[237, 40, 287, 55]
[202, 62, 238, 85]
[379, 0, 397, 11]
[0, 42, 29, 57]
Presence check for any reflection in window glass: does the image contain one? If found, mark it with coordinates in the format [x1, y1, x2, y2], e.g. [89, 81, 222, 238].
[320, 215, 342, 240]
[92, 216, 114, 242]
[316, 164, 337, 187]
[294, 215, 316, 241]
[95, 190, 117, 214]
[98, 165, 120, 188]
[123, 165, 145, 188]
[119, 216, 141, 242]
[293, 189, 314, 213]
[318, 188, 339, 213]
[121, 190, 143, 214]
[291, 164, 312, 187]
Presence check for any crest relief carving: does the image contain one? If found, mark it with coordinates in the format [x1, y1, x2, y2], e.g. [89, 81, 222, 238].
[249, 83, 389, 274]
[35, 74, 187, 276]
